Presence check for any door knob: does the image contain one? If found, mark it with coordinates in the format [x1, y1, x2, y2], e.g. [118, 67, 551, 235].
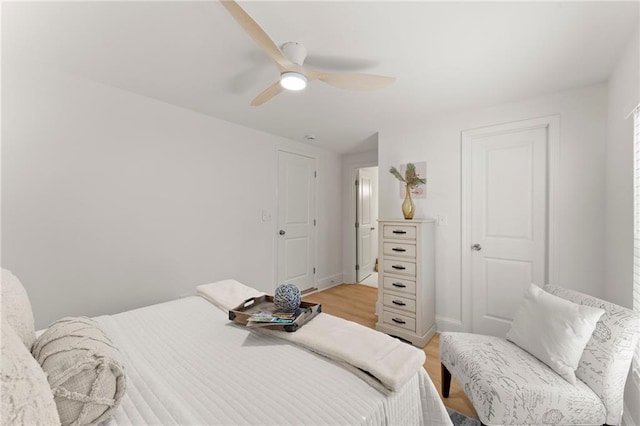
[279, 230, 286, 235]
[471, 243, 482, 251]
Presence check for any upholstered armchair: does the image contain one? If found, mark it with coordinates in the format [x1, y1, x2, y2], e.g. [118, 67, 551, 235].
[440, 285, 640, 426]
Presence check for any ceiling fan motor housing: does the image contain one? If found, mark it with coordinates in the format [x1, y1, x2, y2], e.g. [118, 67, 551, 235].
[282, 41, 308, 66]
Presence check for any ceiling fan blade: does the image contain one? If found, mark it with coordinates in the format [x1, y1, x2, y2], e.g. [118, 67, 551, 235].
[251, 81, 285, 106]
[316, 72, 396, 91]
[221, 0, 293, 71]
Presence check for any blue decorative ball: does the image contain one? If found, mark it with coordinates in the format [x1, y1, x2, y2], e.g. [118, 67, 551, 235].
[274, 284, 301, 313]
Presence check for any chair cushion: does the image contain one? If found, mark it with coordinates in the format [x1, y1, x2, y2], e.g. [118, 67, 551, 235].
[440, 332, 606, 426]
[544, 285, 640, 426]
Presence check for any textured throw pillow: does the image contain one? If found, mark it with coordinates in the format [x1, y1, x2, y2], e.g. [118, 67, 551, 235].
[1, 323, 61, 425]
[31, 317, 126, 426]
[506, 283, 604, 385]
[1, 268, 36, 349]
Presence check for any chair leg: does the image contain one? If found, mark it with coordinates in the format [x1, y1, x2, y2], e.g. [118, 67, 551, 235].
[441, 363, 452, 398]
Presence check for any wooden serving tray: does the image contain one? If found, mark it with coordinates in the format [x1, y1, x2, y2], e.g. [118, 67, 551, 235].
[228, 295, 321, 332]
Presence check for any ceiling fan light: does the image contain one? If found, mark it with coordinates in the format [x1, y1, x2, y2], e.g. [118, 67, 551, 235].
[280, 72, 307, 91]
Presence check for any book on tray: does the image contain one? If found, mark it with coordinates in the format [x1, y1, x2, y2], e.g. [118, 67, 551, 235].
[246, 310, 298, 328]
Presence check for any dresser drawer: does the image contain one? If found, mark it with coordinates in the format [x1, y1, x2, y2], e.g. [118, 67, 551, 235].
[383, 242, 416, 258]
[383, 225, 416, 240]
[383, 259, 416, 277]
[383, 294, 416, 313]
[382, 311, 416, 332]
[382, 276, 417, 295]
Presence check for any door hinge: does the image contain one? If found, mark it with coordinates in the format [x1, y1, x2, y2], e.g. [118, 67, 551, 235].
[314, 171, 317, 178]
[355, 222, 359, 228]
[313, 267, 316, 274]
[314, 219, 316, 226]
[355, 264, 360, 271]
[355, 180, 359, 186]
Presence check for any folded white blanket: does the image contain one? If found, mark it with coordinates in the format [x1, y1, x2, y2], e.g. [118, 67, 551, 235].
[196, 279, 426, 393]
[263, 313, 425, 393]
[196, 279, 265, 311]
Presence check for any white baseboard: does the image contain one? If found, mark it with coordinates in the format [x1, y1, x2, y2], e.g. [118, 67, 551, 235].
[435, 315, 464, 332]
[315, 273, 344, 291]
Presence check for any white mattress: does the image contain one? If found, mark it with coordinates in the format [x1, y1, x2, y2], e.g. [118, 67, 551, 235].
[96, 296, 452, 425]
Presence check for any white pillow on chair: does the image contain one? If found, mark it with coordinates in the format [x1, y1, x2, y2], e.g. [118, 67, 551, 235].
[506, 283, 604, 385]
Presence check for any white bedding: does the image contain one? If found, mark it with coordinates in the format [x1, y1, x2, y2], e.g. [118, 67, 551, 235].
[96, 296, 452, 425]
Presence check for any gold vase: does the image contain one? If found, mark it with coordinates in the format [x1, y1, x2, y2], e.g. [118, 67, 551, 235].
[402, 185, 415, 220]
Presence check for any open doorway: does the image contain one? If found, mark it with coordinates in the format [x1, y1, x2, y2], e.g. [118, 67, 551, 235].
[356, 166, 379, 286]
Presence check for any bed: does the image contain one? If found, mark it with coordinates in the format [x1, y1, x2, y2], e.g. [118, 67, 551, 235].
[97, 295, 451, 425]
[1, 269, 452, 426]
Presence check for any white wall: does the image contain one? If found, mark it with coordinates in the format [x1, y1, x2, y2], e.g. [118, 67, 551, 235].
[604, 27, 640, 426]
[341, 147, 378, 283]
[605, 27, 639, 308]
[379, 84, 608, 331]
[315, 151, 344, 290]
[2, 65, 343, 329]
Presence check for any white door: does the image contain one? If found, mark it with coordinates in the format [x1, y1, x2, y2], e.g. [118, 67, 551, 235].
[356, 168, 373, 281]
[277, 150, 316, 291]
[464, 121, 549, 336]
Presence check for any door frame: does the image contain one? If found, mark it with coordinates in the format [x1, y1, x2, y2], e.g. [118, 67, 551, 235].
[356, 167, 375, 282]
[345, 161, 377, 283]
[274, 147, 318, 292]
[460, 115, 559, 332]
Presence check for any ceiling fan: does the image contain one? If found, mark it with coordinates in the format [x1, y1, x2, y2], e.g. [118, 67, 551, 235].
[221, 0, 396, 106]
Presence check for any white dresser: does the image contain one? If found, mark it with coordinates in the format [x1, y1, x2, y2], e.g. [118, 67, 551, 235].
[375, 219, 435, 347]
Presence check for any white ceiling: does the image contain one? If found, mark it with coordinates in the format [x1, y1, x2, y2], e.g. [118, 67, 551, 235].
[3, 1, 639, 153]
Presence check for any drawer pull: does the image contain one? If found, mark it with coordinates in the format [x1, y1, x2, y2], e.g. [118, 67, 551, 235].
[392, 265, 406, 270]
[392, 300, 406, 306]
[391, 247, 406, 252]
[392, 230, 407, 234]
[391, 282, 406, 288]
[392, 318, 406, 324]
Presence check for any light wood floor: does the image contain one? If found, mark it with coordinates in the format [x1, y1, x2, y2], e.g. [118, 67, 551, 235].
[304, 283, 478, 420]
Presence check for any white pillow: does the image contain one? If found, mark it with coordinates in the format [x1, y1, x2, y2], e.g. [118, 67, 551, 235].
[1, 323, 60, 425]
[1, 268, 36, 349]
[506, 283, 604, 385]
[31, 317, 126, 426]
